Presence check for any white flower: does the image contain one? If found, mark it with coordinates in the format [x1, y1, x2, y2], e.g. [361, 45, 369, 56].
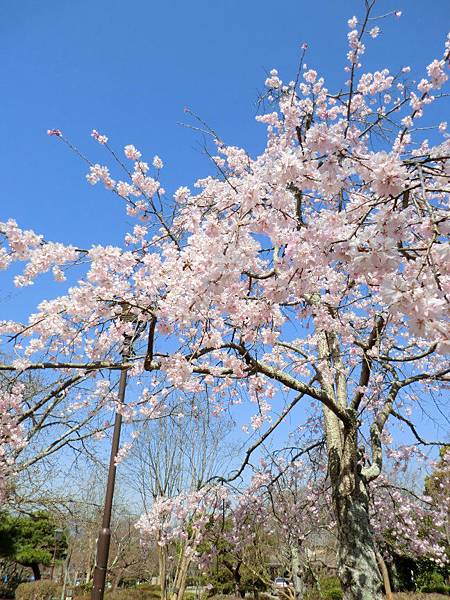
[153, 155, 164, 169]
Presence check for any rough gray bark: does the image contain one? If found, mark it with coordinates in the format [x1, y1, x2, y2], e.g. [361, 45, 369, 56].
[290, 544, 306, 600]
[336, 487, 383, 600]
[329, 424, 383, 600]
[315, 326, 384, 600]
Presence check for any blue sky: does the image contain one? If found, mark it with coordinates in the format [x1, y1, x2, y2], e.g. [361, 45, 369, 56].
[1, 2, 449, 486]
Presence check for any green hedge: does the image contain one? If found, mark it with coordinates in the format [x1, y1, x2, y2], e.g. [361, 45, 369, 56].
[322, 591, 343, 600]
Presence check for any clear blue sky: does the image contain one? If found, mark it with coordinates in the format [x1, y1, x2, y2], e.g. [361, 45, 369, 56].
[1, 1, 448, 492]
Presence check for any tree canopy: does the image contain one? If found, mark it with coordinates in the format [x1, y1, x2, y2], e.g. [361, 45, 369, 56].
[0, 512, 67, 581]
[0, 2, 449, 599]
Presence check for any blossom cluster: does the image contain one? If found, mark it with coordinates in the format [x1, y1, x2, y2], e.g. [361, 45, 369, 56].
[0, 383, 26, 502]
[372, 473, 449, 565]
[0, 11, 448, 544]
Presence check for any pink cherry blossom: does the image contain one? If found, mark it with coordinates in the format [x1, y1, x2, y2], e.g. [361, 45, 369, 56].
[91, 129, 109, 144]
[124, 144, 142, 160]
[1, 10, 449, 598]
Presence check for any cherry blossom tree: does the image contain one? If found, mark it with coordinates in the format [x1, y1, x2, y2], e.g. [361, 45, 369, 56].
[126, 396, 232, 600]
[204, 452, 333, 600]
[425, 445, 450, 552]
[136, 450, 450, 600]
[372, 472, 449, 568]
[0, 381, 26, 502]
[137, 485, 229, 600]
[1, 2, 449, 599]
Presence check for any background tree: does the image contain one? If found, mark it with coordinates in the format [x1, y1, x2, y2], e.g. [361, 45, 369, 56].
[0, 511, 67, 581]
[125, 394, 233, 600]
[425, 445, 450, 548]
[0, 365, 116, 511]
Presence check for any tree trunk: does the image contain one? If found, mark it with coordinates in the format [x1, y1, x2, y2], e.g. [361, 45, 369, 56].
[61, 549, 72, 600]
[388, 558, 400, 593]
[335, 490, 383, 600]
[318, 332, 380, 598]
[290, 545, 306, 600]
[223, 558, 245, 598]
[170, 546, 191, 600]
[112, 567, 125, 591]
[158, 544, 168, 600]
[375, 552, 393, 600]
[329, 426, 383, 600]
[31, 563, 41, 581]
[232, 563, 245, 598]
[85, 540, 95, 585]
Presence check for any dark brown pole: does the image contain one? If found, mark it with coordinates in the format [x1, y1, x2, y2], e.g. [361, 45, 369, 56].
[91, 342, 130, 600]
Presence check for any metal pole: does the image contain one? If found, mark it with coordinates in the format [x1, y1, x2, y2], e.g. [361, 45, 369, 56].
[91, 342, 131, 600]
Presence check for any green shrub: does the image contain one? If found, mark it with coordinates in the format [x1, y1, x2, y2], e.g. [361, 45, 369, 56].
[319, 577, 340, 589]
[318, 576, 343, 600]
[305, 589, 343, 600]
[15, 581, 62, 600]
[417, 569, 444, 589]
[416, 569, 448, 593]
[421, 583, 450, 595]
[323, 590, 342, 600]
[206, 596, 242, 600]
